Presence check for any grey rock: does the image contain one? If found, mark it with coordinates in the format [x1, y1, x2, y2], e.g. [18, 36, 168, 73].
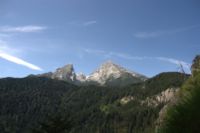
[37, 61, 147, 87]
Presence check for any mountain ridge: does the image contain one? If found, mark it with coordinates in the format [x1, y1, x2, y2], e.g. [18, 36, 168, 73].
[37, 60, 147, 87]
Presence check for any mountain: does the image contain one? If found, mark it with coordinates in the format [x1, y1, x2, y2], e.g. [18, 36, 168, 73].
[0, 55, 195, 133]
[86, 61, 147, 87]
[38, 61, 147, 87]
[38, 64, 76, 83]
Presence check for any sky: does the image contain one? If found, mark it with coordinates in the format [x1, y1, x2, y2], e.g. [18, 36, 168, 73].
[0, 0, 200, 77]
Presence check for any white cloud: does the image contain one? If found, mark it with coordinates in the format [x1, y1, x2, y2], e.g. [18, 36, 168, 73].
[83, 48, 191, 71]
[0, 41, 42, 71]
[0, 52, 42, 71]
[83, 20, 97, 26]
[134, 25, 200, 38]
[0, 25, 46, 33]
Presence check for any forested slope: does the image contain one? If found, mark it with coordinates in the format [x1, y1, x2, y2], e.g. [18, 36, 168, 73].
[0, 72, 188, 133]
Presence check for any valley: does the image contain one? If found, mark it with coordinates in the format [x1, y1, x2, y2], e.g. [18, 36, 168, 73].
[0, 61, 189, 133]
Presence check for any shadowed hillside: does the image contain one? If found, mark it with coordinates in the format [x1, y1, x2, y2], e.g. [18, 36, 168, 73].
[0, 72, 188, 133]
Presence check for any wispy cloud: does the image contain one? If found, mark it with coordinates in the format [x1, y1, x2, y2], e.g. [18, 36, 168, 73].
[0, 52, 42, 71]
[69, 20, 97, 27]
[0, 41, 42, 71]
[83, 20, 97, 26]
[83, 48, 105, 54]
[0, 25, 46, 33]
[104, 52, 147, 60]
[134, 25, 200, 38]
[156, 57, 190, 69]
[83, 48, 191, 71]
[84, 48, 148, 60]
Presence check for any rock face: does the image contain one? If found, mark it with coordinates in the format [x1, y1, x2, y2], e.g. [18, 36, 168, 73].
[87, 61, 147, 87]
[52, 64, 76, 81]
[142, 88, 179, 107]
[120, 96, 134, 105]
[38, 61, 147, 87]
[39, 64, 76, 83]
[76, 73, 87, 82]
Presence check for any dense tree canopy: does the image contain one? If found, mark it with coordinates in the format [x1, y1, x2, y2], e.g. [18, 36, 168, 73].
[0, 72, 188, 133]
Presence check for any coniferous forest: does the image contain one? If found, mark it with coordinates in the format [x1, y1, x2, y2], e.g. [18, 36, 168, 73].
[1, 1, 199, 133]
[0, 72, 189, 133]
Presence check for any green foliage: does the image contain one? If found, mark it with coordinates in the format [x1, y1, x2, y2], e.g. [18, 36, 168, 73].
[144, 72, 189, 96]
[0, 72, 187, 133]
[158, 73, 200, 133]
[0, 77, 76, 133]
[31, 114, 72, 133]
[191, 55, 200, 76]
[119, 72, 189, 100]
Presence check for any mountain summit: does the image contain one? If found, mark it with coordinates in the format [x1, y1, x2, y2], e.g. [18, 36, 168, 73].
[38, 61, 147, 87]
[38, 64, 76, 83]
[52, 64, 76, 82]
[87, 61, 147, 87]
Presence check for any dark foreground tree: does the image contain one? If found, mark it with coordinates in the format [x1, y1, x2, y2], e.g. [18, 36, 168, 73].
[158, 55, 200, 133]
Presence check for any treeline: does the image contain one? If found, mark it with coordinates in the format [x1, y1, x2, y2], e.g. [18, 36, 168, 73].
[0, 72, 188, 133]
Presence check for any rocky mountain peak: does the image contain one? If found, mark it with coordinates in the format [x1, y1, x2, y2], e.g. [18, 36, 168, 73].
[87, 61, 147, 86]
[56, 64, 74, 73]
[101, 60, 118, 67]
[99, 60, 125, 72]
[37, 60, 147, 87]
[52, 64, 76, 81]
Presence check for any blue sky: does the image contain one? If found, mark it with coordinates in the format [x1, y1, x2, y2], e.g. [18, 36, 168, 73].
[0, 0, 200, 77]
